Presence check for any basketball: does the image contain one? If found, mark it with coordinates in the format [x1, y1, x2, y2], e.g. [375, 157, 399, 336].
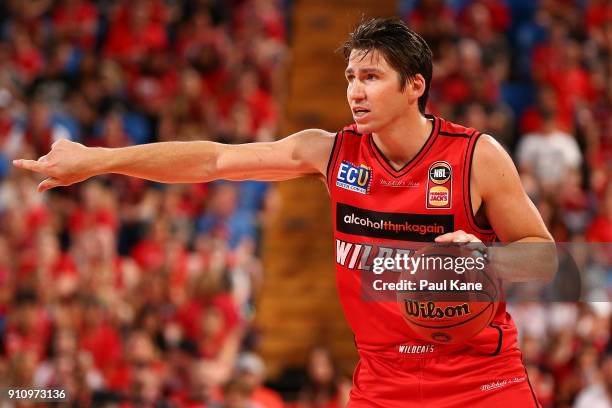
[397, 244, 500, 344]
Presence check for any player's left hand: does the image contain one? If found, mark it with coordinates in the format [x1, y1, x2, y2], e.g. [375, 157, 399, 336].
[434, 230, 491, 264]
[434, 230, 482, 243]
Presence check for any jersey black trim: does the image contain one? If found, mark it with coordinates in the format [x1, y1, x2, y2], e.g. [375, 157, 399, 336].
[343, 129, 363, 137]
[523, 364, 541, 407]
[463, 132, 496, 236]
[325, 131, 341, 187]
[327, 131, 345, 188]
[368, 115, 440, 179]
[439, 131, 471, 138]
[488, 322, 503, 355]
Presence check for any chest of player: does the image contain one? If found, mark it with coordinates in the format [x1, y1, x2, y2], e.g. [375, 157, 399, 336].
[330, 133, 465, 213]
[333, 158, 457, 208]
[327, 119, 487, 240]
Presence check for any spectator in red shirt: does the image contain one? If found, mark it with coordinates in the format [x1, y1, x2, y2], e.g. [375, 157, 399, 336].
[405, 0, 456, 50]
[4, 290, 51, 363]
[585, 0, 612, 36]
[121, 361, 170, 407]
[238, 68, 278, 138]
[90, 112, 132, 148]
[127, 51, 178, 116]
[104, 0, 168, 68]
[295, 348, 350, 408]
[131, 217, 169, 273]
[521, 85, 573, 134]
[51, 0, 99, 51]
[236, 352, 285, 408]
[79, 297, 123, 379]
[221, 376, 260, 408]
[24, 100, 72, 157]
[587, 183, 612, 243]
[10, 25, 44, 85]
[33, 329, 104, 400]
[106, 330, 166, 394]
[170, 359, 223, 407]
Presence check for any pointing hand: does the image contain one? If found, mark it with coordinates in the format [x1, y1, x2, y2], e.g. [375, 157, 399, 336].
[12, 139, 99, 192]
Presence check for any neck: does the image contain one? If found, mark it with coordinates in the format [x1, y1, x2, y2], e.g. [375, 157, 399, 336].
[372, 111, 433, 170]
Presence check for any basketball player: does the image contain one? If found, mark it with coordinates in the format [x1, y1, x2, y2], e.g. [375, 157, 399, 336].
[14, 18, 555, 407]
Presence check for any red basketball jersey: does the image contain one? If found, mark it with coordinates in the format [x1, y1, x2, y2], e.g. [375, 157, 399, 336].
[326, 115, 520, 358]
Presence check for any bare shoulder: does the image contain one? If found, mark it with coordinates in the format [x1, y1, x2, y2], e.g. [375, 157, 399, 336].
[473, 134, 510, 165]
[290, 128, 335, 145]
[287, 128, 336, 175]
[471, 134, 521, 197]
[290, 128, 336, 146]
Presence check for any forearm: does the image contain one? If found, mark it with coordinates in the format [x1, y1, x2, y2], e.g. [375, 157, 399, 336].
[490, 237, 558, 282]
[99, 141, 219, 183]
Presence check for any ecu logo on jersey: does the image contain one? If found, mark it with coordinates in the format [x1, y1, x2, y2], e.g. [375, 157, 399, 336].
[336, 161, 372, 194]
[427, 161, 452, 209]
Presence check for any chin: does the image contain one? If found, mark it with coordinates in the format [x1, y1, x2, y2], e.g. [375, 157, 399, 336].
[354, 122, 376, 134]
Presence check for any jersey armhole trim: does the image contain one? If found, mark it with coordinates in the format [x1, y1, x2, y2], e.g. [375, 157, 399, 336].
[325, 131, 342, 187]
[463, 131, 497, 236]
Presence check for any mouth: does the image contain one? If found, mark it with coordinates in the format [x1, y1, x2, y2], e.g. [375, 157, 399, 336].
[352, 107, 371, 118]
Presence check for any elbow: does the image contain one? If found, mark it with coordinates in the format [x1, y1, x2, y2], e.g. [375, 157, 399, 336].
[195, 148, 219, 183]
[197, 164, 216, 183]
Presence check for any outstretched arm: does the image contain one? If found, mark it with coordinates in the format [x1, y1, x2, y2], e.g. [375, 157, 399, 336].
[12, 129, 335, 192]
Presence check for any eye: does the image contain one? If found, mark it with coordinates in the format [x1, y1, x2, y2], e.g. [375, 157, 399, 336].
[366, 74, 377, 80]
[346, 74, 355, 83]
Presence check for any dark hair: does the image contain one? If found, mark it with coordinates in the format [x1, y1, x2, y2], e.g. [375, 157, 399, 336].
[341, 17, 433, 114]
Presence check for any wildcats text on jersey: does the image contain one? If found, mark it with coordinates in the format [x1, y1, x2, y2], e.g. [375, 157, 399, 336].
[398, 344, 436, 354]
[335, 238, 416, 272]
[336, 161, 372, 194]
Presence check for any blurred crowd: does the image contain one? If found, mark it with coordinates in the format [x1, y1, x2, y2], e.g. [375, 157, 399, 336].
[402, 0, 612, 407]
[0, 0, 610, 407]
[405, 0, 611, 243]
[0, 0, 317, 407]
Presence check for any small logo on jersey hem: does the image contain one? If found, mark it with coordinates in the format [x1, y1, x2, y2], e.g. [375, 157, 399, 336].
[336, 161, 372, 194]
[479, 377, 526, 392]
[427, 161, 452, 209]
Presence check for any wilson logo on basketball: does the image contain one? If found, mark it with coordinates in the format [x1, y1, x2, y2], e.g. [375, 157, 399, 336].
[403, 300, 471, 319]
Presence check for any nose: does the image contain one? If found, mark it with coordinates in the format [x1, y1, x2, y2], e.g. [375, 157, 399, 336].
[348, 79, 366, 102]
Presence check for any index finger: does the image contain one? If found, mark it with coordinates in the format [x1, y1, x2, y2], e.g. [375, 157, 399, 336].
[434, 230, 464, 242]
[12, 159, 48, 174]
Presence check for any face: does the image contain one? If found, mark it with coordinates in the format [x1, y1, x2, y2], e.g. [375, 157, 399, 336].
[308, 348, 334, 384]
[345, 49, 422, 134]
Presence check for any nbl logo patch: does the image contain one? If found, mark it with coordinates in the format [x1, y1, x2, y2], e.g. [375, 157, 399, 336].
[336, 161, 372, 194]
[427, 161, 452, 209]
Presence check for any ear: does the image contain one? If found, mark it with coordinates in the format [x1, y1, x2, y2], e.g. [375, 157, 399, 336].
[410, 74, 426, 98]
